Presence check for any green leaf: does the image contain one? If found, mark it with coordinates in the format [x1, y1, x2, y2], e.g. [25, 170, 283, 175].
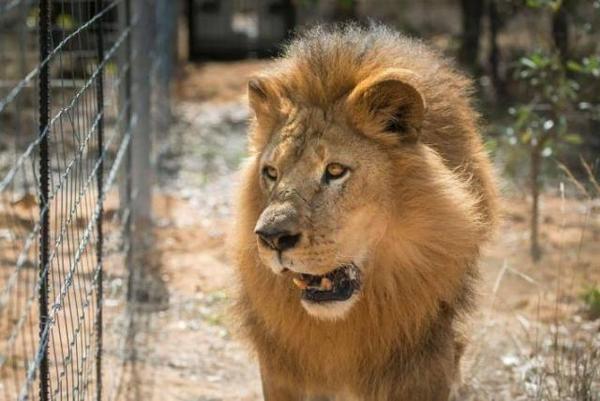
[56, 14, 75, 31]
[562, 133, 583, 145]
[526, 0, 543, 8]
[521, 129, 533, 144]
[513, 106, 533, 130]
[520, 57, 538, 70]
[566, 61, 583, 72]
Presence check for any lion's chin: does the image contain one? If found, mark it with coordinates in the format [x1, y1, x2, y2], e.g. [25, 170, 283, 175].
[300, 294, 360, 321]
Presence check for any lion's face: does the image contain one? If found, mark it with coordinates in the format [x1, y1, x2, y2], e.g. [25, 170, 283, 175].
[254, 111, 392, 319]
[248, 69, 426, 320]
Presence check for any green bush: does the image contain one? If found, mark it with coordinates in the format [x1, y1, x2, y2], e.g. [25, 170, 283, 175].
[582, 286, 600, 319]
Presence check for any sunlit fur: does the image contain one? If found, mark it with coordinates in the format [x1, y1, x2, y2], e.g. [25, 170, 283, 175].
[230, 24, 499, 401]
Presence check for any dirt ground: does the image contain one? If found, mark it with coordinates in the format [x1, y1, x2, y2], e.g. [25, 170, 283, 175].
[132, 62, 599, 401]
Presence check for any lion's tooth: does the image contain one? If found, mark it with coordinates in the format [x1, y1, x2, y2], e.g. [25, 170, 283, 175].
[320, 277, 333, 291]
[293, 278, 308, 290]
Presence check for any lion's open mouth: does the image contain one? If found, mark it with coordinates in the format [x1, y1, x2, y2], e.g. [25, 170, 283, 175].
[290, 264, 360, 303]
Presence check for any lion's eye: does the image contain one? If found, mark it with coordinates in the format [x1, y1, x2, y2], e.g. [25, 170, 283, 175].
[325, 163, 349, 182]
[262, 165, 278, 181]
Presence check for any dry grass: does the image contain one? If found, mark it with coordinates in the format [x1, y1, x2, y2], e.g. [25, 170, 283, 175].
[524, 160, 600, 401]
[460, 158, 600, 401]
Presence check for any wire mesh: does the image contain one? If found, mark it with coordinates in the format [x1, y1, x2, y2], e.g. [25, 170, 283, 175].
[0, 0, 174, 400]
[0, 0, 41, 396]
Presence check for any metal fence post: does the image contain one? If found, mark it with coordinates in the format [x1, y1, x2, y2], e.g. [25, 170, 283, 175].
[38, 0, 51, 400]
[130, 0, 155, 299]
[95, 0, 106, 399]
[121, 0, 134, 302]
[155, 0, 176, 136]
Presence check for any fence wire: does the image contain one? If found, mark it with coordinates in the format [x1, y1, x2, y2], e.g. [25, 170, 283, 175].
[0, 0, 174, 400]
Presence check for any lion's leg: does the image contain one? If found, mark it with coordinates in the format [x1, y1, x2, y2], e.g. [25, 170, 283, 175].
[259, 363, 304, 401]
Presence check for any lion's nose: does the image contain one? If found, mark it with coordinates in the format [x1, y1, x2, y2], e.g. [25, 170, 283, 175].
[255, 228, 301, 252]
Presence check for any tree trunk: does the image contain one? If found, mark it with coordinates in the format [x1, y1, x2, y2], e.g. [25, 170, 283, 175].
[488, 0, 505, 99]
[530, 142, 542, 262]
[552, 1, 569, 62]
[459, 0, 484, 74]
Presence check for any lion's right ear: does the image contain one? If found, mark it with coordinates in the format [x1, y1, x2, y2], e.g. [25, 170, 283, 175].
[248, 77, 281, 125]
[247, 77, 282, 151]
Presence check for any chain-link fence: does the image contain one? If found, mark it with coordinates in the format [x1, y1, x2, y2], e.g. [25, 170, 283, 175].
[0, 0, 176, 400]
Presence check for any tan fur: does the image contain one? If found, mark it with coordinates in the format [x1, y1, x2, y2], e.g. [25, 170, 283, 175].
[230, 25, 499, 401]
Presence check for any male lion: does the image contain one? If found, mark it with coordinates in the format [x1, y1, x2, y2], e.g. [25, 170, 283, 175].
[231, 25, 498, 401]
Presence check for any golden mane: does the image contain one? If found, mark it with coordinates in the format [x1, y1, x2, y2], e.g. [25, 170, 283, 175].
[231, 24, 499, 400]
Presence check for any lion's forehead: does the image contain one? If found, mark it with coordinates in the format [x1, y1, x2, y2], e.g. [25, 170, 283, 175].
[271, 121, 329, 165]
[266, 105, 346, 174]
[281, 105, 331, 136]
[271, 135, 328, 169]
[270, 136, 304, 163]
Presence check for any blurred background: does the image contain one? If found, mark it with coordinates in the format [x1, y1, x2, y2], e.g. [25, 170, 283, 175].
[0, 1, 598, 400]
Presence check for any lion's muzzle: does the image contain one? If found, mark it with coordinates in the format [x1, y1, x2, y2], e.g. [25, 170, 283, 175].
[254, 201, 362, 319]
[254, 203, 302, 252]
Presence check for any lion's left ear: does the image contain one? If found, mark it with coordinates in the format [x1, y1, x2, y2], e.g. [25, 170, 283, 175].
[346, 69, 426, 142]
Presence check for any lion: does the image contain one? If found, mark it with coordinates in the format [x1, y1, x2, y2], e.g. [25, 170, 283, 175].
[231, 24, 499, 401]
